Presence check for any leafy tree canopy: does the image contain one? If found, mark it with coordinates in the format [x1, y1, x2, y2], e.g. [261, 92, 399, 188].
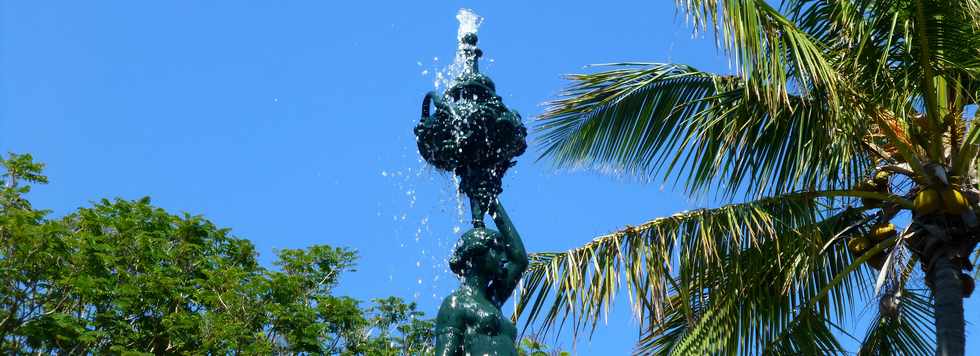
[0, 153, 435, 355]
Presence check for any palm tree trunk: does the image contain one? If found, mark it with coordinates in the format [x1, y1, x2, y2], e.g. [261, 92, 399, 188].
[929, 254, 965, 356]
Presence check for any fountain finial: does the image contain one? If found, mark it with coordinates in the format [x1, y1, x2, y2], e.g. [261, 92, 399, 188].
[461, 32, 478, 46]
[459, 32, 482, 74]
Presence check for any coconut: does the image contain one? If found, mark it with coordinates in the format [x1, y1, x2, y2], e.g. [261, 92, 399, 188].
[940, 188, 970, 214]
[914, 188, 942, 215]
[870, 223, 897, 241]
[855, 180, 876, 192]
[878, 292, 901, 318]
[873, 171, 890, 186]
[848, 236, 871, 255]
[858, 173, 890, 208]
[962, 273, 975, 298]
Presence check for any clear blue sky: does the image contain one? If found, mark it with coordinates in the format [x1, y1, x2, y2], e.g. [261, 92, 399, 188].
[3, 1, 978, 354]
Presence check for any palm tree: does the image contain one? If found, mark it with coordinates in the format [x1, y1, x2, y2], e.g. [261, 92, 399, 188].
[514, 1, 980, 355]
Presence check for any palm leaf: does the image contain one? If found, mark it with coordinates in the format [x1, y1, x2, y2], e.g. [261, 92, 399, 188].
[857, 289, 935, 356]
[858, 244, 935, 356]
[633, 204, 868, 355]
[513, 191, 876, 353]
[632, 291, 693, 356]
[526, 1, 980, 354]
[538, 63, 871, 197]
[762, 310, 848, 355]
[675, 0, 843, 107]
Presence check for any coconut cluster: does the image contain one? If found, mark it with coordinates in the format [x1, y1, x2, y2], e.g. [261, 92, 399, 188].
[848, 223, 896, 270]
[415, 73, 527, 209]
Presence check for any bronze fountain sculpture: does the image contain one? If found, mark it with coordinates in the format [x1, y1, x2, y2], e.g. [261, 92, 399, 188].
[414, 16, 529, 355]
[435, 200, 527, 355]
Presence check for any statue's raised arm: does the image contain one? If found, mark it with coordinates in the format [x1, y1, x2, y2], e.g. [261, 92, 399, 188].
[488, 199, 528, 305]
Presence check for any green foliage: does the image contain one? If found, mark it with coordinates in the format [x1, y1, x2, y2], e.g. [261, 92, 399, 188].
[355, 297, 435, 356]
[0, 153, 435, 354]
[0, 153, 47, 187]
[518, 336, 569, 356]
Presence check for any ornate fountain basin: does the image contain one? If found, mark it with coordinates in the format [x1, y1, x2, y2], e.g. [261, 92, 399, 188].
[414, 33, 526, 222]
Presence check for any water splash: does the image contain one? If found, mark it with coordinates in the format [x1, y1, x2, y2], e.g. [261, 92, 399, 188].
[379, 161, 470, 303]
[428, 9, 487, 92]
[456, 8, 484, 41]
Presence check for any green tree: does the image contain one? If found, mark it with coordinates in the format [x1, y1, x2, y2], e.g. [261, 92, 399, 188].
[0, 153, 434, 354]
[355, 297, 435, 355]
[515, 1, 980, 355]
[517, 335, 569, 356]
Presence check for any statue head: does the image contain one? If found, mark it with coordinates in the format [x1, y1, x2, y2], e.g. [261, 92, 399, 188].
[449, 227, 504, 277]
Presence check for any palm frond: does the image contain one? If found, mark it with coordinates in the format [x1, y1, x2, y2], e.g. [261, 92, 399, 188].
[787, 0, 980, 167]
[632, 292, 692, 356]
[857, 289, 935, 356]
[634, 289, 850, 356]
[538, 63, 870, 197]
[634, 204, 866, 355]
[513, 191, 876, 354]
[538, 63, 726, 178]
[858, 242, 934, 356]
[762, 310, 847, 355]
[676, 0, 843, 106]
[526, 1, 980, 354]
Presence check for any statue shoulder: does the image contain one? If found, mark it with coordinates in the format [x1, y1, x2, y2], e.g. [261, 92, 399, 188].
[436, 291, 479, 327]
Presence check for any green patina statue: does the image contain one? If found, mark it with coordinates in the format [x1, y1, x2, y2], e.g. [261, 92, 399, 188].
[435, 199, 528, 356]
[416, 13, 529, 354]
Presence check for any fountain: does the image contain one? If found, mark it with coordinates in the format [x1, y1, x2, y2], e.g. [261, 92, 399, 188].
[414, 9, 529, 355]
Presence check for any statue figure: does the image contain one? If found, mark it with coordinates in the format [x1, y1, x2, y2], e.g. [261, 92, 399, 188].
[418, 13, 529, 355]
[435, 199, 528, 355]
